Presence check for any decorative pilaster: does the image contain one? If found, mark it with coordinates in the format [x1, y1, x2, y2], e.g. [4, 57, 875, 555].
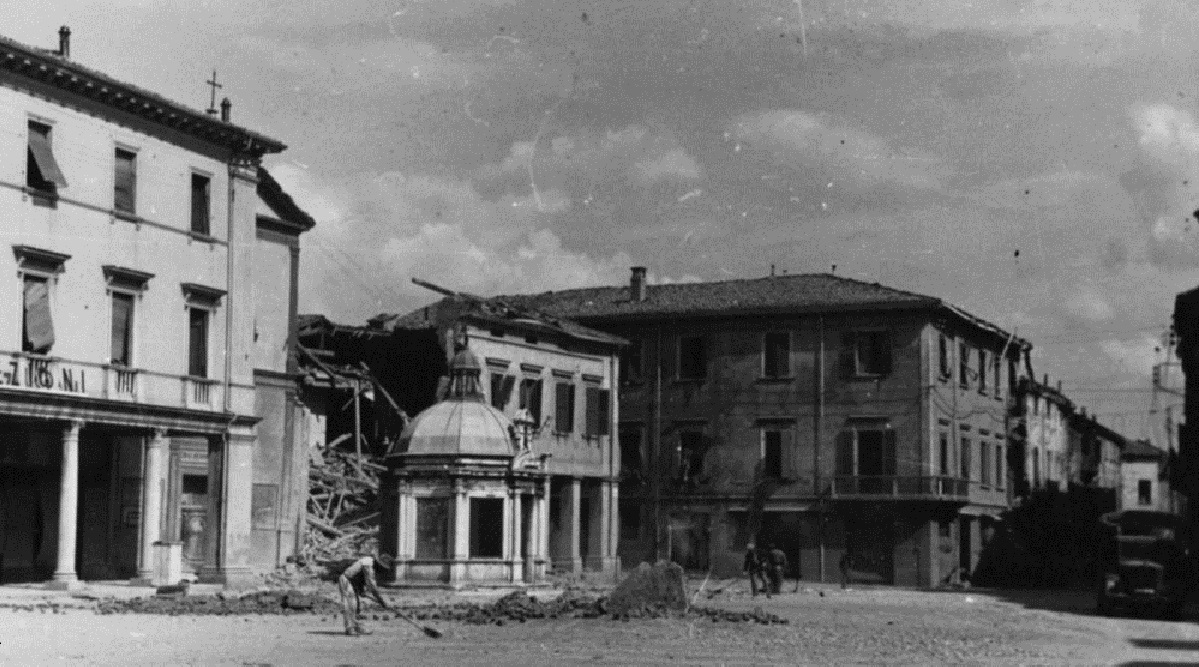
[567, 477, 582, 575]
[510, 491, 523, 583]
[50, 420, 82, 589]
[450, 484, 469, 585]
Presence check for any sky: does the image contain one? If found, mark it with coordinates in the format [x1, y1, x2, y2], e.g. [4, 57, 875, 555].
[10, 0, 1199, 438]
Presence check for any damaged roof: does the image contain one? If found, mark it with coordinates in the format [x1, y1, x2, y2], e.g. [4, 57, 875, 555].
[257, 167, 316, 232]
[496, 273, 1028, 350]
[374, 296, 627, 347]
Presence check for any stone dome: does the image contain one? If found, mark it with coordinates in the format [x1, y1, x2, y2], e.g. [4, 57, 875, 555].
[397, 399, 515, 458]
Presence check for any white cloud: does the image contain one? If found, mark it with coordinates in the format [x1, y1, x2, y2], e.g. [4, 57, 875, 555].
[633, 148, 701, 184]
[1066, 290, 1116, 323]
[1099, 336, 1160, 374]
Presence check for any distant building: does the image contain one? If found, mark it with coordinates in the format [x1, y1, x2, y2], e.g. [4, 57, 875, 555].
[500, 268, 1030, 587]
[1119, 440, 1170, 512]
[1011, 377, 1073, 495]
[362, 291, 626, 579]
[0, 28, 313, 587]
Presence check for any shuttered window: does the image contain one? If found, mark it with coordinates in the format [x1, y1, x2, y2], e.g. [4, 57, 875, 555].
[490, 373, 515, 411]
[188, 307, 209, 378]
[961, 437, 972, 481]
[762, 332, 791, 378]
[191, 173, 211, 235]
[959, 343, 970, 388]
[22, 275, 54, 354]
[584, 386, 610, 437]
[938, 334, 951, 379]
[110, 292, 134, 366]
[977, 349, 988, 392]
[840, 331, 892, 377]
[27, 121, 67, 192]
[519, 378, 543, 424]
[114, 147, 136, 215]
[554, 382, 575, 434]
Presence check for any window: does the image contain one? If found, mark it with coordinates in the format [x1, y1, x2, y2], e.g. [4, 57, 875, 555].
[110, 292, 135, 366]
[977, 349, 987, 392]
[191, 173, 211, 235]
[760, 426, 799, 480]
[835, 423, 896, 493]
[959, 343, 970, 388]
[620, 339, 644, 383]
[469, 498, 504, 558]
[1138, 480, 1153, 506]
[113, 147, 136, 215]
[994, 443, 1004, 489]
[939, 520, 953, 539]
[585, 386, 610, 437]
[993, 355, 1003, 397]
[678, 431, 706, 484]
[939, 433, 950, 476]
[21, 275, 54, 354]
[415, 497, 450, 559]
[763, 430, 783, 477]
[961, 437, 972, 481]
[490, 373, 515, 411]
[188, 307, 209, 378]
[620, 425, 643, 481]
[554, 382, 576, 434]
[678, 335, 707, 380]
[762, 332, 791, 378]
[980, 440, 990, 486]
[938, 334, 951, 379]
[842, 331, 892, 377]
[1031, 447, 1040, 487]
[518, 377, 543, 424]
[27, 120, 67, 195]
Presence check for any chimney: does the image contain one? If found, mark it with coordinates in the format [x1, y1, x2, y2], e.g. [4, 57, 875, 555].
[219, 97, 231, 123]
[58, 26, 70, 60]
[629, 266, 647, 303]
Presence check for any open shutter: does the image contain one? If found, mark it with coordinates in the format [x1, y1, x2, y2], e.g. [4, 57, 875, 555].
[835, 431, 854, 476]
[531, 380, 543, 423]
[23, 279, 54, 353]
[585, 386, 600, 436]
[501, 375, 516, 407]
[555, 383, 570, 431]
[28, 124, 67, 187]
[597, 389, 610, 436]
[839, 333, 857, 378]
[882, 429, 897, 476]
[779, 428, 799, 480]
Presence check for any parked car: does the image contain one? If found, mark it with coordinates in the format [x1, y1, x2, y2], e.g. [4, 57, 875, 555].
[1096, 510, 1195, 618]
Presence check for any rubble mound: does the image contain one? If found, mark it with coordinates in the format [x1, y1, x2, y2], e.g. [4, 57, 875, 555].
[95, 590, 342, 616]
[605, 561, 689, 617]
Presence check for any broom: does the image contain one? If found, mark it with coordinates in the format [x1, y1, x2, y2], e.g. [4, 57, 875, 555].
[391, 605, 444, 638]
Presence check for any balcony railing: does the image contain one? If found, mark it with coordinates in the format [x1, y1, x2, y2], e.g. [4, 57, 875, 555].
[0, 350, 245, 414]
[827, 475, 970, 500]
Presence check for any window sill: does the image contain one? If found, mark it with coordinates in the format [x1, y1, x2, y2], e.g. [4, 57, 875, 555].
[183, 375, 218, 384]
[113, 210, 139, 223]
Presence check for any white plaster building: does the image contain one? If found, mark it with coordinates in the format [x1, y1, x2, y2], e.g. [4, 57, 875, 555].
[0, 28, 313, 588]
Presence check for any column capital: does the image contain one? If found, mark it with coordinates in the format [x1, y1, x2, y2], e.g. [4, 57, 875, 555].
[150, 428, 169, 445]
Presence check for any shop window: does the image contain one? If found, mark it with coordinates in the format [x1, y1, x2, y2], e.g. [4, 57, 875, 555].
[469, 498, 504, 558]
[415, 497, 450, 560]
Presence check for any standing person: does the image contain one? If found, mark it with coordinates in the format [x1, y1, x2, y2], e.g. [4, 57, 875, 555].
[767, 543, 788, 594]
[742, 543, 770, 598]
[339, 552, 394, 636]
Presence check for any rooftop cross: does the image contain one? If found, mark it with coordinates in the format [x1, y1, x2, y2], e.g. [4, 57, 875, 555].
[205, 70, 222, 114]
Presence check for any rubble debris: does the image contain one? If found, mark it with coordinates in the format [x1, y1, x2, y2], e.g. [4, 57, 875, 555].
[605, 561, 689, 616]
[94, 590, 343, 616]
[303, 448, 383, 564]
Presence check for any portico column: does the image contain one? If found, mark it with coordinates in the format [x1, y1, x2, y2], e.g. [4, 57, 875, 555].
[511, 491, 523, 583]
[136, 429, 168, 582]
[567, 477, 582, 575]
[609, 482, 620, 579]
[51, 420, 82, 587]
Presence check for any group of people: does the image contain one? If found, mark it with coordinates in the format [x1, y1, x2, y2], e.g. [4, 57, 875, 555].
[742, 542, 789, 597]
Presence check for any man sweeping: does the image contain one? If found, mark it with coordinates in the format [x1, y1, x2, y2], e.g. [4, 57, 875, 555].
[339, 552, 394, 636]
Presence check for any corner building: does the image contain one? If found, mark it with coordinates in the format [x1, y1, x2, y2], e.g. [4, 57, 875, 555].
[0, 29, 313, 587]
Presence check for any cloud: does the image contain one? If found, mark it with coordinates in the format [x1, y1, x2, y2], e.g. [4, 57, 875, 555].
[1127, 103, 1199, 267]
[729, 109, 948, 195]
[272, 161, 632, 322]
[1098, 337, 1160, 374]
[1066, 290, 1116, 323]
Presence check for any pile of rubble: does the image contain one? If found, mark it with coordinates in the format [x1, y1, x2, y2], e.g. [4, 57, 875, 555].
[304, 449, 382, 563]
[94, 590, 342, 616]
